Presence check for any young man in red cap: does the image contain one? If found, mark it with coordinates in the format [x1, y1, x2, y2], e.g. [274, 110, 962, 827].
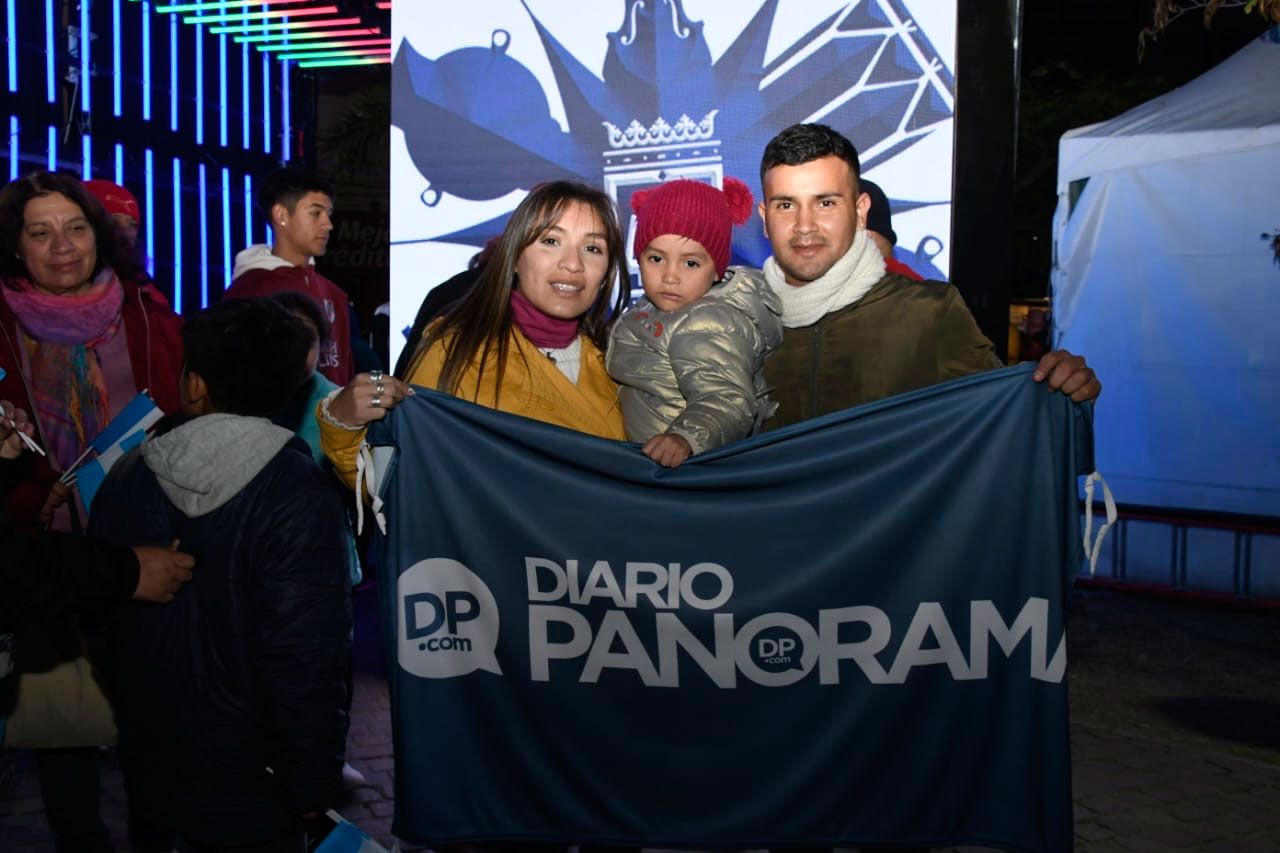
[227, 167, 353, 385]
[606, 177, 783, 468]
[84, 178, 176, 311]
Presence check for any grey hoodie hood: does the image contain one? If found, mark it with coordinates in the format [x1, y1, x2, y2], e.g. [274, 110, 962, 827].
[232, 244, 314, 280]
[141, 414, 296, 517]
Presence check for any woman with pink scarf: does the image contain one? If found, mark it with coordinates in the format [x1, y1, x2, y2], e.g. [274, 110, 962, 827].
[0, 171, 182, 852]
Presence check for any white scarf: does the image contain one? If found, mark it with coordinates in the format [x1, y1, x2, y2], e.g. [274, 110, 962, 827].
[763, 228, 886, 328]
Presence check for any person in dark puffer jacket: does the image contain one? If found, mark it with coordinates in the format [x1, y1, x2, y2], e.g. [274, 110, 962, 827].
[89, 297, 352, 853]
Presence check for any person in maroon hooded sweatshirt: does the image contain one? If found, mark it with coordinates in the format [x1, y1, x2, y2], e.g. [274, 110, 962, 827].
[226, 167, 354, 385]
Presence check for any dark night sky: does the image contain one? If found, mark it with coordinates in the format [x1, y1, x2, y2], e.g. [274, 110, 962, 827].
[1022, 0, 1270, 79]
[1010, 0, 1273, 295]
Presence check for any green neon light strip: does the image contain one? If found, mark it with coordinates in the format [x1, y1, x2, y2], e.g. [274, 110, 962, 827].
[297, 56, 390, 68]
[236, 26, 378, 43]
[208, 15, 356, 33]
[184, 5, 336, 24]
[156, 0, 311, 14]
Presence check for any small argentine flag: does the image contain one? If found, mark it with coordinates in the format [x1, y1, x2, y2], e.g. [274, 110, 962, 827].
[66, 391, 165, 512]
[311, 809, 389, 853]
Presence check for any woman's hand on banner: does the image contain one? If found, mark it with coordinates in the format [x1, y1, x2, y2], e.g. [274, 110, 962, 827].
[328, 369, 415, 427]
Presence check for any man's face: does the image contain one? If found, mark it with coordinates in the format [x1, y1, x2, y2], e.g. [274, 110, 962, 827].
[759, 155, 869, 286]
[275, 191, 334, 262]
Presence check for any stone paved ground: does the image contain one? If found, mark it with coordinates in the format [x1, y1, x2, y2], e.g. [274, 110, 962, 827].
[2, 587, 1277, 852]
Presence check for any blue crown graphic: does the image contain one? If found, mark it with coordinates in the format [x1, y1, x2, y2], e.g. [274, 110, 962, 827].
[392, 0, 953, 275]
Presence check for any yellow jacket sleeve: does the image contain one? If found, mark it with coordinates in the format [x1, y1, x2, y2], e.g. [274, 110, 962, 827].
[315, 343, 448, 495]
[317, 330, 623, 496]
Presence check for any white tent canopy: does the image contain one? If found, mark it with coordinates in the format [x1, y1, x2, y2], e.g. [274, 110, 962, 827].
[1052, 29, 1280, 517]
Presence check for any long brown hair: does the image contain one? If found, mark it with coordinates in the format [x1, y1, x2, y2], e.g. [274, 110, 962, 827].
[407, 181, 627, 400]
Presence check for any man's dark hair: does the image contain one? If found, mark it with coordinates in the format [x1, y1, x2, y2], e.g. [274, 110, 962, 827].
[759, 123, 862, 190]
[269, 290, 331, 346]
[183, 298, 312, 417]
[256, 166, 334, 220]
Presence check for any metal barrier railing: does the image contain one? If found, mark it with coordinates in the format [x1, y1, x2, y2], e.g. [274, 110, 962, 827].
[1076, 502, 1280, 606]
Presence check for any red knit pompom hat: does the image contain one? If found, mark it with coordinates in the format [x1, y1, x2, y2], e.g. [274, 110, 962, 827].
[84, 179, 141, 225]
[630, 177, 754, 278]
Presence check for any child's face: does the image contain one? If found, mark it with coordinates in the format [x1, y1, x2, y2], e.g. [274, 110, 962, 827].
[638, 234, 718, 311]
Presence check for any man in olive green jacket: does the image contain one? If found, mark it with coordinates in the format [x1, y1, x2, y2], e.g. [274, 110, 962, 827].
[757, 123, 1100, 429]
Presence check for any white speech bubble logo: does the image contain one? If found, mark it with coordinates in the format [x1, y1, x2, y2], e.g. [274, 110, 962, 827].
[397, 558, 503, 678]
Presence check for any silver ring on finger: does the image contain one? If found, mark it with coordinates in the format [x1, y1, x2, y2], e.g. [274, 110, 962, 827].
[369, 370, 384, 384]
[370, 395, 382, 409]
[375, 382, 385, 395]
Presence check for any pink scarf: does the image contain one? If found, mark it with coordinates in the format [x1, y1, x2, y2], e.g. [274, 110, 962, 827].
[510, 290, 580, 349]
[5, 268, 124, 345]
[3, 270, 124, 470]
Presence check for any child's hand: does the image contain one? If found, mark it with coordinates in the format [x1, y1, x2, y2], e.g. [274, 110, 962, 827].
[643, 433, 692, 468]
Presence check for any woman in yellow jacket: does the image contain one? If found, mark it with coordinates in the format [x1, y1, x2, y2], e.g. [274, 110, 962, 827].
[318, 181, 628, 483]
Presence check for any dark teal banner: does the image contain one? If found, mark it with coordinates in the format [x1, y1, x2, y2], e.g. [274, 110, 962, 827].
[369, 364, 1091, 852]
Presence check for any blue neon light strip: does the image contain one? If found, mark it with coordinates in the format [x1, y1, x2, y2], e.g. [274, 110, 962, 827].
[6, 0, 16, 93]
[170, 14, 178, 131]
[80, 0, 90, 113]
[48, 125, 56, 170]
[241, 41, 249, 148]
[244, 173, 253, 248]
[82, 134, 92, 179]
[281, 59, 290, 161]
[145, 148, 156, 278]
[173, 158, 183, 314]
[262, 52, 271, 153]
[113, 0, 122, 115]
[218, 34, 227, 146]
[142, 1, 152, 120]
[195, 24, 204, 144]
[45, 0, 55, 103]
[199, 163, 209, 307]
[8, 116, 17, 180]
[221, 167, 232, 289]
[115, 143, 124, 184]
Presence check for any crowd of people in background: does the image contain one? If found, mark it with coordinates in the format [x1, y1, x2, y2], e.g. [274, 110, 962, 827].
[0, 122, 1099, 853]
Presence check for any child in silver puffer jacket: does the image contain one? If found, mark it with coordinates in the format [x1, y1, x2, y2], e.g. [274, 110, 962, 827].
[607, 178, 782, 468]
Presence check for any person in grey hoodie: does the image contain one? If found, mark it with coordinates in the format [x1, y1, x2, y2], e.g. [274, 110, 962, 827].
[607, 178, 783, 468]
[88, 297, 352, 853]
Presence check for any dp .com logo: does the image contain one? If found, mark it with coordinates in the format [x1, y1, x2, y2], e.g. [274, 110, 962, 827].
[397, 558, 502, 679]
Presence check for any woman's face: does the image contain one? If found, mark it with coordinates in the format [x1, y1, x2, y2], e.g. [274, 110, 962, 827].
[514, 200, 610, 321]
[18, 192, 98, 295]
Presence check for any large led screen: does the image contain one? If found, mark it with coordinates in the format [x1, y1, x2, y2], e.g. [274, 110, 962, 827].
[389, 0, 957, 367]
